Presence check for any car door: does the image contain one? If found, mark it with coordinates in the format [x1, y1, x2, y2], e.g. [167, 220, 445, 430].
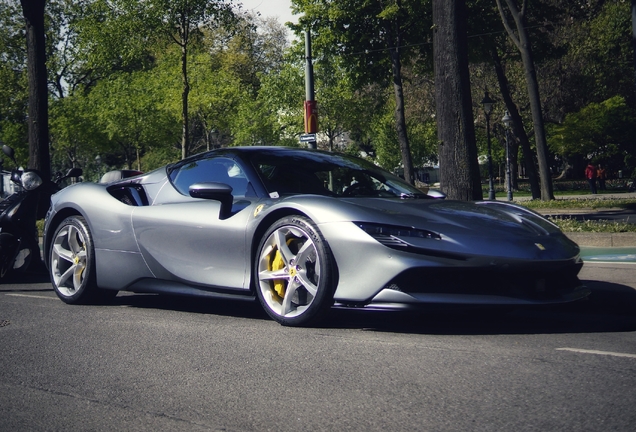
[131, 156, 255, 291]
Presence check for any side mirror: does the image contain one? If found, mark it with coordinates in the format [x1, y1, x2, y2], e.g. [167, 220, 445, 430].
[189, 182, 234, 219]
[2, 145, 16, 165]
[427, 189, 446, 199]
[66, 167, 83, 179]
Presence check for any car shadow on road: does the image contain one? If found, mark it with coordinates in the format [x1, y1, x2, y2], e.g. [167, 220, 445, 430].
[112, 293, 269, 321]
[3, 276, 634, 335]
[110, 280, 636, 335]
[321, 280, 636, 335]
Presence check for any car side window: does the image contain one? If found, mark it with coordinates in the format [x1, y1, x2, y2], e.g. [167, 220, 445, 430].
[169, 157, 251, 197]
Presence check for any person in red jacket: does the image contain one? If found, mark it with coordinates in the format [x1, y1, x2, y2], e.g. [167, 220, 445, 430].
[585, 162, 597, 194]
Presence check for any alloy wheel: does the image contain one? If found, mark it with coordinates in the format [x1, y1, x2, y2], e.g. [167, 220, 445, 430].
[51, 222, 88, 297]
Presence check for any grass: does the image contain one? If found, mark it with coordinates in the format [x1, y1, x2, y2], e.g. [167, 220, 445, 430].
[518, 198, 636, 211]
[513, 196, 636, 233]
[548, 217, 636, 233]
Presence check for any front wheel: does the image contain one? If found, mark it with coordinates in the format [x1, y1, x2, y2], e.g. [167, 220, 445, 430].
[255, 216, 335, 326]
[50, 216, 115, 304]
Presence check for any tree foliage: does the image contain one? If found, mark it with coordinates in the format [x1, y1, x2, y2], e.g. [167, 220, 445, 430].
[291, 0, 433, 184]
[550, 96, 636, 177]
[0, 0, 633, 191]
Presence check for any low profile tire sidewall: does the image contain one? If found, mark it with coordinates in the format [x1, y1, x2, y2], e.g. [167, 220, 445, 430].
[50, 216, 97, 304]
[255, 215, 334, 326]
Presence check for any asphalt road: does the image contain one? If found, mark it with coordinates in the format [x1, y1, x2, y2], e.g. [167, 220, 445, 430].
[1, 263, 635, 431]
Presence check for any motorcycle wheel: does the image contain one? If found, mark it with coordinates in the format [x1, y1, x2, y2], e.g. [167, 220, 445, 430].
[0, 232, 19, 278]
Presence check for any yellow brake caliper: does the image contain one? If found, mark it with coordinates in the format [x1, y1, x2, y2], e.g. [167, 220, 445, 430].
[75, 244, 86, 279]
[269, 239, 295, 298]
[270, 249, 286, 298]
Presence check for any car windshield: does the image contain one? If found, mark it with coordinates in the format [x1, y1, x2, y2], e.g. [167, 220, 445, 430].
[250, 151, 429, 198]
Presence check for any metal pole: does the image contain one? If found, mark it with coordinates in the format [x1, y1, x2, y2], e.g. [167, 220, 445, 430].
[304, 29, 317, 149]
[486, 113, 495, 200]
[505, 129, 513, 201]
[305, 30, 314, 102]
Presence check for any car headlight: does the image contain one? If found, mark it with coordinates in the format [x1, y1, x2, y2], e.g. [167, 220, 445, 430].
[355, 222, 441, 244]
[21, 171, 43, 191]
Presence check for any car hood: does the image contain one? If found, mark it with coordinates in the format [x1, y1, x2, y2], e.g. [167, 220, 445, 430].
[333, 197, 577, 261]
[343, 198, 556, 233]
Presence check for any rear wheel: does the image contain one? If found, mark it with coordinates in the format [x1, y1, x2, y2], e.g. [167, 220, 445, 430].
[0, 233, 18, 278]
[50, 216, 116, 304]
[255, 216, 335, 326]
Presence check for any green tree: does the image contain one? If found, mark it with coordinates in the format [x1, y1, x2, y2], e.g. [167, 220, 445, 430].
[75, 0, 235, 159]
[496, 0, 554, 200]
[88, 70, 180, 171]
[550, 96, 636, 177]
[0, 1, 28, 164]
[258, 52, 311, 147]
[373, 103, 437, 173]
[291, 0, 432, 184]
[49, 92, 107, 176]
[433, 0, 482, 200]
[142, 0, 235, 159]
[201, 14, 291, 147]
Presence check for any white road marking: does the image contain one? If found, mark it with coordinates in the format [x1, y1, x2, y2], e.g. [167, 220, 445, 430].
[5, 293, 57, 300]
[557, 348, 636, 359]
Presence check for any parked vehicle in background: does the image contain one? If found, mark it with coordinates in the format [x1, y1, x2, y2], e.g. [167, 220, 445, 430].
[0, 144, 82, 278]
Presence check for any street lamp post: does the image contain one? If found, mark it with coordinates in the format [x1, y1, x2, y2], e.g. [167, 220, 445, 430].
[95, 154, 102, 183]
[502, 111, 513, 201]
[481, 92, 495, 200]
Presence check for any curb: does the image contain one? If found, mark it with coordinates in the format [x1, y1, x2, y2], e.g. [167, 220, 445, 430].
[565, 232, 636, 247]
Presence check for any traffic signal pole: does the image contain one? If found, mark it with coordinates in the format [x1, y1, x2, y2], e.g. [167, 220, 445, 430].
[303, 29, 318, 149]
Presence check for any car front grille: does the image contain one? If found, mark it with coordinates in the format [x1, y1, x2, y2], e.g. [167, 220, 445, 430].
[385, 264, 583, 300]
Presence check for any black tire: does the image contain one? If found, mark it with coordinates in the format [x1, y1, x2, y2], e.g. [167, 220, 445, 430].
[254, 215, 335, 326]
[49, 216, 116, 304]
[0, 232, 19, 278]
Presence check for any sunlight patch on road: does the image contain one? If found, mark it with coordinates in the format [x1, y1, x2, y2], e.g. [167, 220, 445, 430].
[557, 348, 636, 359]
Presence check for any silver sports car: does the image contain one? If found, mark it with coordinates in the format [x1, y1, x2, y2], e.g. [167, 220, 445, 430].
[44, 147, 589, 326]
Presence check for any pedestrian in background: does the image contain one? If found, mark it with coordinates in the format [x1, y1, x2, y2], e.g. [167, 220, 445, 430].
[585, 162, 597, 194]
[597, 164, 607, 190]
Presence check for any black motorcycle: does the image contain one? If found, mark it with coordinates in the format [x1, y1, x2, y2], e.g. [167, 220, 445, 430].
[0, 145, 82, 278]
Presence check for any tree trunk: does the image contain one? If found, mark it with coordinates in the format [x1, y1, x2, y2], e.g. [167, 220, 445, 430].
[496, 0, 554, 200]
[632, 0, 636, 103]
[20, 0, 51, 180]
[385, 19, 414, 185]
[432, 0, 482, 200]
[181, 42, 190, 160]
[491, 46, 540, 198]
